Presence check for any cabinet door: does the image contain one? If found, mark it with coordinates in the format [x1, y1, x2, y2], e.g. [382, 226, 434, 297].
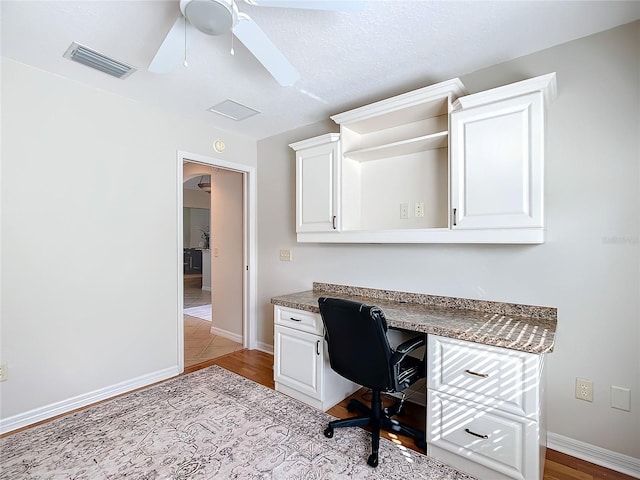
[451, 92, 544, 229]
[295, 140, 340, 233]
[274, 325, 323, 400]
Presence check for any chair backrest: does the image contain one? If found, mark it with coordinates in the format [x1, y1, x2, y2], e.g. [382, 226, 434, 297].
[318, 297, 394, 390]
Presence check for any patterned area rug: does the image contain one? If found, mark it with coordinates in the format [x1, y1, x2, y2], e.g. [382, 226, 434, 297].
[0, 366, 477, 479]
[184, 304, 212, 321]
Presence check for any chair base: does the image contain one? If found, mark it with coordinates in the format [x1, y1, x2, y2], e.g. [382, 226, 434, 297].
[324, 394, 426, 467]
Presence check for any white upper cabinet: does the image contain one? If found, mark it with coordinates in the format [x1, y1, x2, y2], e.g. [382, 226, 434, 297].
[290, 133, 340, 233]
[451, 74, 557, 235]
[290, 73, 556, 244]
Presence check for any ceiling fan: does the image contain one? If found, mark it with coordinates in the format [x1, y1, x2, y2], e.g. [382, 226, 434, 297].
[148, 0, 360, 86]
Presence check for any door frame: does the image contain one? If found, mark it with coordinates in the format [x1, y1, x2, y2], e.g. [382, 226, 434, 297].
[176, 150, 257, 372]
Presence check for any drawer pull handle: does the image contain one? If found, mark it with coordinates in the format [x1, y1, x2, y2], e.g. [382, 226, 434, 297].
[316, 340, 320, 355]
[465, 369, 489, 378]
[465, 428, 488, 439]
[289, 317, 303, 322]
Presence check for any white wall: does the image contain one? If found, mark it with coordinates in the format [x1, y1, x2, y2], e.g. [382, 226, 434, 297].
[256, 21, 640, 462]
[184, 188, 211, 209]
[0, 58, 256, 427]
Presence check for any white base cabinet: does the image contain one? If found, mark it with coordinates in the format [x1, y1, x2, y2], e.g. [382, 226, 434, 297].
[274, 305, 360, 411]
[427, 335, 546, 480]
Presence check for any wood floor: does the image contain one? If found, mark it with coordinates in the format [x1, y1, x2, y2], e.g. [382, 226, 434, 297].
[195, 350, 636, 480]
[4, 349, 635, 480]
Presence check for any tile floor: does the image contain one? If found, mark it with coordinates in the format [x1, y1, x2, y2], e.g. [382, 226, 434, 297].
[184, 283, 243, 368]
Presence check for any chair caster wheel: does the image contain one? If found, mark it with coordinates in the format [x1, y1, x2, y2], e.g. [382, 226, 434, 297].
[367, 453, 379, 467]
[324, 427, 334, 438]
[346, 400, 357, 413]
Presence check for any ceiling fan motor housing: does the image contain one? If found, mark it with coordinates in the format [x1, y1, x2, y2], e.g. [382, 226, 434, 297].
[180, 0, 238, 36]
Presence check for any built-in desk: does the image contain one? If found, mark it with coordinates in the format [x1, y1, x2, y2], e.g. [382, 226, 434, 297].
[271, 282, 556, 354]
[271, 283, 557, 480]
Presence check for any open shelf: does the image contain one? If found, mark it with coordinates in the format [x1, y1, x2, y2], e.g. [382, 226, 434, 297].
[343, 131, 448, 162]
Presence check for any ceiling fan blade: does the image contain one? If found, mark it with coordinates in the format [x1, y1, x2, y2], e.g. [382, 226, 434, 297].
[148, 15, 188, 73]
[232, 13, 300, 86]
[242, 0, 362, 10]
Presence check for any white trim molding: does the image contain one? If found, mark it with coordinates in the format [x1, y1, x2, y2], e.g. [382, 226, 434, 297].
[0, 367, 179, 435]
[548, 432, 640, 478]
[210, 326, 242, 345]
[177, 150, 258, 356]
[256, 342, 274, 355]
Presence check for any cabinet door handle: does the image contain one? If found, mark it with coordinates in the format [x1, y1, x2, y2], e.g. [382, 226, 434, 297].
[465, 369, 489, 378]
[332, 215, 337, 230]
[316, 340, 320, 355]
[465, 428, 488, 439]
[453, 208, 457, 226]
[289, 317, 302, 322]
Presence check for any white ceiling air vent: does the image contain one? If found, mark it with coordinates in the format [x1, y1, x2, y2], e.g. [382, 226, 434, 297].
[207, 99, 260, 121]
[63, 42, 136, 79]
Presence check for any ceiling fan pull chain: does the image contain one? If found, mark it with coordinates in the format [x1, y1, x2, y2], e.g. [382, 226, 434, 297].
[183, 16, 189, 67]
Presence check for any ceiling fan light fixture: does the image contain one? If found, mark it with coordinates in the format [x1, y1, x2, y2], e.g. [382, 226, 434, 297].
[180, 0, 236, 36]
[197, 175, 212, 193]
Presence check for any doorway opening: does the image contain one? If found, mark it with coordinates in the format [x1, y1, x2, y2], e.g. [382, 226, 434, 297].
[177, 151, 257, 372]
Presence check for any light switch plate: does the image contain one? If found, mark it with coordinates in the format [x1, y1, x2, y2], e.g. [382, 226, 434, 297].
[400, 203, 408, 219]
[279, 249, 292, 262]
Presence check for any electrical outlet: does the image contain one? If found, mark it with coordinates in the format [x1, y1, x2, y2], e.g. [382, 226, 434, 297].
[0, 363, 7, 382]
[415, 201, 425, 218]
[400, 203, 409, 219]
[575, 378, 593, 402]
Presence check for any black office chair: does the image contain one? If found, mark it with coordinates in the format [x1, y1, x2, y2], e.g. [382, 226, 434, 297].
[318, 297, 427, 467]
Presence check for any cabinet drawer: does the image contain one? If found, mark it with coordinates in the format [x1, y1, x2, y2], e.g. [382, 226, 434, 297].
[274, 305, 323, 335]
[428, 391, 540, 480]
[428, 335, 541, 417]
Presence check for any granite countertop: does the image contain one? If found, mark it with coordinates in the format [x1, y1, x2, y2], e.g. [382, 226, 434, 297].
[271, 283, 557, 354]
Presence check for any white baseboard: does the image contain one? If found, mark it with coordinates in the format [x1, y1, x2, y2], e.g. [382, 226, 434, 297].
[548, 431, 640, 478]
[255, 342, 274, 355]
[201, 286, 211, 292]
[0, 366, 180, 435]
[210, 326, 242, 344]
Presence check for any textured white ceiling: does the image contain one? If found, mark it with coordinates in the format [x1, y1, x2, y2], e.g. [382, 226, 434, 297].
[2, 1, 639, 140]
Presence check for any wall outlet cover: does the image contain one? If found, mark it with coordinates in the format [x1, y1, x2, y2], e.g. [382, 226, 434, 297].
[575, 378, 593, 402]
